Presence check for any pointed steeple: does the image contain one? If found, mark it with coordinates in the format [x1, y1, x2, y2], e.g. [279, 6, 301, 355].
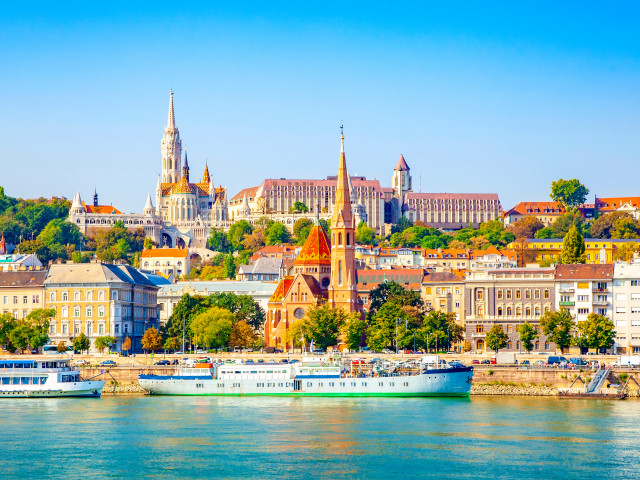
[156, 175, 162, 192]
[182, 150, 190, 181]
[331, 125, 353, 228]
[167, 89, 176, 129]
[93, 188, 98, 207]
[144, 193, 154, 210]
[202, 162, 211, 184]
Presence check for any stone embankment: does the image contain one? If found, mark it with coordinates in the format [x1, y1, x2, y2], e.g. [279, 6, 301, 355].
[471, 383, 558, 396]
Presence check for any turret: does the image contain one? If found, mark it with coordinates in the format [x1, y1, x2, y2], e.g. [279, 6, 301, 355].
[143, 193, 155, 216]
[161, 89, 182, 183]
[71, 192, 85, 214]
[93, 189, 98, 208]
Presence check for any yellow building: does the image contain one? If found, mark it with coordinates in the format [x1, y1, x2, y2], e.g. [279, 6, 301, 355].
[507, 238, 638, 264]
[0, 271, 47, 320]
[421, 272, 465, 324]
[44, 263, 160, 353]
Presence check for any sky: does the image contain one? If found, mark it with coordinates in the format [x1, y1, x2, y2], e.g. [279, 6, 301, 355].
[1, 2, 639, 213]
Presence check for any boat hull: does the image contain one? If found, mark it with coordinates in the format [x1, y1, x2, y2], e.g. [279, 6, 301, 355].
[0, 380, 105, 398]
[139, 367, 473, 397]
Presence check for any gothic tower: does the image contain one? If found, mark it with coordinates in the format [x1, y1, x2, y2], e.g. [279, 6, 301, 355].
[161, 89, 182, 183]
[328, 128, 359, 313]
[391, 154, 412, 223]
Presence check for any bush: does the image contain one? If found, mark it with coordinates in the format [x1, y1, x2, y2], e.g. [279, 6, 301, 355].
[488, 370, 494, 376]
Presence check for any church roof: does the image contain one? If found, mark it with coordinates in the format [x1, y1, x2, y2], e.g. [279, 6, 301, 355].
[161, 182, 216, 197]
[294, 225, 331, 266]
[141, 248, 188, 258]
[394, 154, 410, 171]
[82, 203, 123, 214]
[269, 276, 294, 303]
[202, 164, 210, 184]
[171, 175, 196, 195]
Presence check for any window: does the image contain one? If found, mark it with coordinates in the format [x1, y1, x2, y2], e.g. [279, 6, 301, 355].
[516, 290, 521, 300]
[62, 292, 68, 301]
[86, 306, 93, 317]
[98, 306, 105, 317]
[525, 290, 531, 299]
[98, 323, 105, 334]
[32, 295, 39, 304]
[616, 307, 627, 314]
[22, 296, 28, 304]
[50, 292, 56, 302]
[12, 296, 18, 304]
[613, 280, 625, 287]
[74, 291, 80, 301]
[506, 290, 512, 300]
[631, 307, 640, 314]
[544, 289, 550, 299]
[632, 280, 639, 287]
[74, 306, 80, 317]
[98, 291, 105, 301]
[578, 308, 589, 314]
[477, 290, 483, 300]
[534, 307, 541, 316]
[507, 307, 512, 316]
[534, 290, 540, 299]
[62, 323, 68, 334]
[112, 291, 118, 301]
[525, 307, 531, 316]
[497, 307, 503, 316]
[61, 306, 68, 318]
[476, 325, 484, 333]
[497, 290, 503, 300]
[578, 295, 588, 302]
[507, 325, 513, 333]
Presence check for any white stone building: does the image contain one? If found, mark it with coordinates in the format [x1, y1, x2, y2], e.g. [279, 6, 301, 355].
[554, 264, 613, 323]
[140, 248, 190, 278]
[612, 261, 640, 354]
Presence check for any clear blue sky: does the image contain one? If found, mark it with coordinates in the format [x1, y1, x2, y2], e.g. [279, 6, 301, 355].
[2, 2, 639, 213]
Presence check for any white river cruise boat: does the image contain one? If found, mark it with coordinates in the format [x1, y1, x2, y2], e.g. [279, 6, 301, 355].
[139, 356, 473, 397]
[0, 359, 105, 398]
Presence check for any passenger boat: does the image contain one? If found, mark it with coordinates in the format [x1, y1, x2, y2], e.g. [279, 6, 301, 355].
[0, 359, 105, 397]
[139, 356, 473, 397]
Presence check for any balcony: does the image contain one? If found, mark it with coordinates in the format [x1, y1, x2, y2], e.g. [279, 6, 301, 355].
[559, 301, 575, 307]
[593, 288, 609, 293]
[592, 300, 609, 307]
[559, 288, 575, 294]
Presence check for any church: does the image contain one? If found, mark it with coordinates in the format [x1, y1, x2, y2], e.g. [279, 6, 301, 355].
[155, 90, 228, 248]
[265, 129, 361, 349]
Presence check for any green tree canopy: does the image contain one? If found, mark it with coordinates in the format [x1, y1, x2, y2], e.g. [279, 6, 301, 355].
[208, 228, 233, 253]
[485, 325, 508, 353]
[341, 312, 367, 351]
[356, 221, 376, 245]
[540, 310, 575, 352]
[517, 322, 538, 353]
[94, 335, 116, 354]
[574, 313, 616, 353]
[228, 220, 253, 251]
[303, 305, 348, 350]
[561, 224, 586, 264]
[367, 281, 423, 318]
[73, 333, 91, 354]
[265, 221, 290, 245]
[190, 307, 235, 350]
[230, 320, 258, 348]
[290, 201, 309, 213]
[550, 178, 589, 208]
[223, 254, 236, 279]
[293, 218, 314, 244]
[37, 218, 82, 248]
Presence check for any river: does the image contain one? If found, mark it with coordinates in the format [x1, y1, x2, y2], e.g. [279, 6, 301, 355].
[1, 396, 637, 479]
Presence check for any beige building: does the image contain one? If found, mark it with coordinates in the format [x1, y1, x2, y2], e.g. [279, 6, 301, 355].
[44, 264, 160, 353]
[0, 271, 47, 320]
[140, 248, 190, 278]
[464, 268, 556, 353]
[421, 272, 465, 324]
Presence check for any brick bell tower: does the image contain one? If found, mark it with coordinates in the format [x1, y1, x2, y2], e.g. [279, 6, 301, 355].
[328, 127, 360, 313]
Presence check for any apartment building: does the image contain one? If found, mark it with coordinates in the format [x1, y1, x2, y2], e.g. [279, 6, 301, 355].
[0, 271, 47, 320]
[612, 262, 640, 354]
[554, 264, 613, 322]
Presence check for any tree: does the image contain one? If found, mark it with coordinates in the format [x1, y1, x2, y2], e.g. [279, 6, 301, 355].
[508, 216, 544, 240]
[230, 320, 258, 349]
[535, 227, 554, 239]
[73, 333, 91, 354]
[122, 336, 132, 354]
[416, 310, 462, 352]
[341, 312, 367, 351]
[367, 281, 423, 317]
[517, 322, 538, 353]
[190, 307, 234, 350]
[290, 201, 309, 213]
[293, 218, 314, 244]
[613, 242, 640, 262]
[285, 319, 307, 352]
[241, 229, 266, 252]
[356, 221, 376, 245]
[540, 310, 575, 352]
[164, 337, 181, 351]
[550, 212, 585, 238]
[57, 341, 67, 353]
[204, 292, 265, 329]
[0, 312, 17, 352]
[574, 313, 616, 354]
[8, 308, 54, 352]
[37, 218, 82, 248]
[303, 305, 348, 350]
[561, 224, 586, 264]
[94, 335, 116, 354]
[591, 212, 632, 239]
[550, 178, 589, 208]
[141, 327, 163, 353]
[485, 325, 508, 353]
[393, 216, 413, 234]
[611, 217, 640, 239]
[71, 251, 91, 263]
[208, 228, 232, 253]
[265, 221, 290, 245]
[223, 254, 236, 279]
[228, 220, 253, 251]
[366, 302, 405, 352]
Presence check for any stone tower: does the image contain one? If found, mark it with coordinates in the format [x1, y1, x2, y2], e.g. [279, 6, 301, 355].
[391, 154, 412, 223]
[161, 90, 182, 183]
[328, 128, 359, 313]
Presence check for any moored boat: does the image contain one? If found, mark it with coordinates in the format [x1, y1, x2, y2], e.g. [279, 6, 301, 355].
[139, 355, 473, 397]
[0, 359, 105, 398]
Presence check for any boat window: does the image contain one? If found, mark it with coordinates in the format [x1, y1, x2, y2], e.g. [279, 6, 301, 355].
[40, 377, 47, 384]
[1, 377, 9, 385]
[12, 377, 20, 385]
[21, 377, 29, 385]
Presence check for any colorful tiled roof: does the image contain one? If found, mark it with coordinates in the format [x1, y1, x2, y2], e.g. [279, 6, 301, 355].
[394, 154, 410, 171]
[82, 203, 123, 214]
[503, 201, 565, 217]
[269, 276, 294, 303]
[294, 225, 331, 266]
[141, 248, 188, 258]
[555, 264, 613, 280]
[595, 197, 640, 211]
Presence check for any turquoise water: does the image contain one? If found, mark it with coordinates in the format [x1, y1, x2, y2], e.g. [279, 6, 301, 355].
[1, 396, 638, 479]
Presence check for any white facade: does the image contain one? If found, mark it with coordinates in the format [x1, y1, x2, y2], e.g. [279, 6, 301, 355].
[612, 262, 640, 354]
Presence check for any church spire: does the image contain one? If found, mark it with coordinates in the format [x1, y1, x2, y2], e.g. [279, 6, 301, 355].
[167, 89, 176, 129]
[182, 150, 190, 181]
[331, 125, 353, 228]
[202, 162, 211, 184]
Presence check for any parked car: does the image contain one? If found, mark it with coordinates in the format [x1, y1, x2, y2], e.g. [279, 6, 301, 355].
[71, 359, 88, 366]
[471, 359, 480, 365]
[273, 348, 283, 354]
[244, 359, 255, 364]
[569, 357, 588, 366]
[154, 360, 171, 365]
[480, 359, 491, 365]
[520, 360, 530, 366]
[171, 359, 179, 365]
[98, 360, 116, 367]
[381, 349, 394, 354]
[257, 359, 265, 363]
[546, 356, 568, 366]
[312, 348, 325, 355]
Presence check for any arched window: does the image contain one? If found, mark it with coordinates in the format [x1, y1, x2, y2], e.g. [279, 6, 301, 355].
[98, 306, 105, 317]
[86, 291, 93, 301]
[346, 233, 350, 246]
[86, 306, 93, 317]
[338, 261, 343, 285]
[98, 291, 105, 301]
[62, 292, 68, 301]
[74, 306, 80, 317]
[497, 307, 503, 316]
[338, 232, 342, 245]
[50, 292, 56, 302]
[535, 341, 540, 350]
[506, 307, 512, 316]
[74, 291, 80, 301]
[61, 306, 68, 318]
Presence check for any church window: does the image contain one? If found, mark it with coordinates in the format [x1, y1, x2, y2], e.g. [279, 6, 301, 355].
[338, 233, 342, 245]
[294, 308, 305, 319]
[338, 261, 343, 285]
[347, 233, 350, 246]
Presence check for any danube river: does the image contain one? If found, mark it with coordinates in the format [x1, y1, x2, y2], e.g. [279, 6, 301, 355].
[1, 396, 638, 479]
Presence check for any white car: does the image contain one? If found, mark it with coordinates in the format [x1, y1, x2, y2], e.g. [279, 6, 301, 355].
[72, 359, 88, 366]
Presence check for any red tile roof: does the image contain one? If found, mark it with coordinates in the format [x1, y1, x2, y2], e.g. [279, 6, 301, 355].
[294, 225, 331, 266]
[82, 203, 123, 214]
[595, 197, 640, 211]
[141, 248, 188, 258]
[394, 154, 410, 171]
[555, 264, 613, 280]
[503, 201, 565, 216]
